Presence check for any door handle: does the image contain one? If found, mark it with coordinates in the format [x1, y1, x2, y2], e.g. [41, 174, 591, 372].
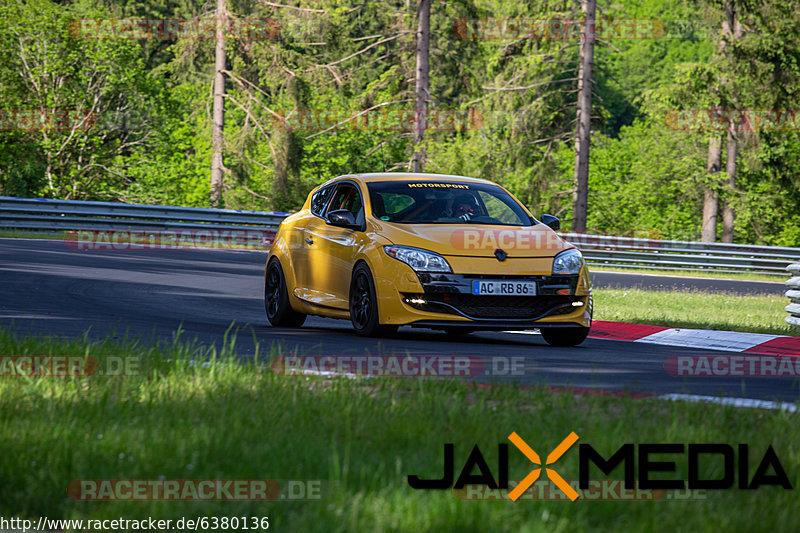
[305, 237, 314, 245]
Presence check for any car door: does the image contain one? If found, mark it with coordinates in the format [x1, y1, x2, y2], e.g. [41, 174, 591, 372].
[301, 181, 364, 310]
[290, 184, 335, 303]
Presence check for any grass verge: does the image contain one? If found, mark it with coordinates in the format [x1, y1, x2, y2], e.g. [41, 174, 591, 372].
[593, 288, 796, 336]
[0, 328, 798, 532]
[0, 229, 66, 241]
[589, 265, 789, 283]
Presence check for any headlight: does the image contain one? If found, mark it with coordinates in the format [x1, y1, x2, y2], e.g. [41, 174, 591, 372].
[552, 248, 584, 275]
[384, 245, 452, 273]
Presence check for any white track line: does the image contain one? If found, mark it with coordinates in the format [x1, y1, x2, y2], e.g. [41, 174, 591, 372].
[275, 365, 799, 413]
[635, 329, 780, 352]
[658, 393, 797, 412]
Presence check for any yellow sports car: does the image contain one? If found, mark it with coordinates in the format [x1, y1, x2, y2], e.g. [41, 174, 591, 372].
[265, 173, 592, 346]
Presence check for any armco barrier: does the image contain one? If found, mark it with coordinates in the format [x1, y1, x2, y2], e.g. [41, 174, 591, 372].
[0, 196, 286, 233]
[560, 232, 800, 276]
[787, 263, 800, 327]
[2, 196, 799, 276]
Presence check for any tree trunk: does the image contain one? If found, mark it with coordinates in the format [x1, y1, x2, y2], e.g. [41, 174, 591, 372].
[210, 0, 226, 208]
[701, 135, 722, 242]
[571, 0, 596, 233]
[722, 129, 737, 243]
[719, 1, 742, 244]
[411, 0, 430, 173]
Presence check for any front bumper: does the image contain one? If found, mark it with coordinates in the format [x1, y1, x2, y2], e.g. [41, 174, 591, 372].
[391, 272, 591, 329]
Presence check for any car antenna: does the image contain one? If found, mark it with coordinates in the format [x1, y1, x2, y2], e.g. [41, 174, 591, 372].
[380, 140, 387, 172]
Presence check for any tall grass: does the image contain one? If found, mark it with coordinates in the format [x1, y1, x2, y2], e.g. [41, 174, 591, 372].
[0, 327, 798, 532]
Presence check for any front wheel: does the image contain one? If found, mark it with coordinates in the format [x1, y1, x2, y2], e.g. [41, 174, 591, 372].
[265, 259, 306, 327]
[540, 326, 590, 347]
[349, 263, 397, 337]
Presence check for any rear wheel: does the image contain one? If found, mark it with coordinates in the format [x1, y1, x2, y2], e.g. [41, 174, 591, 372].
[349, 263, 397, 337]
[540, 326, 590, 347]
[265, 259, 306, 327]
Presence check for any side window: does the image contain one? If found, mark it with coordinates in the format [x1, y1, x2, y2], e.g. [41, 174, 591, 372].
[310, 185, 334, 216]
[328, 183, 363, 218]
[478, 191, 523, 224]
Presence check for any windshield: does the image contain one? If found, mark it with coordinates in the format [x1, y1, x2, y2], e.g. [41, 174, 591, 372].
[366, 181, 534, 226]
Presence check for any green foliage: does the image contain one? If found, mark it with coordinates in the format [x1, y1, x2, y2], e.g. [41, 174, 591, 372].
[578, 119, 707, 240]
[121, 83, 213, 207]
[0, 0, 799, 245]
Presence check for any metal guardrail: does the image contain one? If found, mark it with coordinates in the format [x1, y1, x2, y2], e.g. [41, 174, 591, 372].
[560, 232, 800, 276]
[787, 263, 800, 327]
[0, 196, 287, 232]
[2, 196, 799, 277]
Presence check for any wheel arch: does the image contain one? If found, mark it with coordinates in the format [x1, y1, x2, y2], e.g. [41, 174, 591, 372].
[265, 251, 302, 313]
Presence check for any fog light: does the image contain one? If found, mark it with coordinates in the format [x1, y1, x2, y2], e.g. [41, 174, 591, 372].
[409, 298, 426, 305]
[571, 301, 584, 307]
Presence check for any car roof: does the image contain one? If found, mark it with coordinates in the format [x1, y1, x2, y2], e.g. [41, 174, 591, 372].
[322, 173, 497, 187]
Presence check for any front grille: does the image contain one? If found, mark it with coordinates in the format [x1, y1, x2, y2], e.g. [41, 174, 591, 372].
[415, 273, 578, 295]
[404, 293, 580, 319]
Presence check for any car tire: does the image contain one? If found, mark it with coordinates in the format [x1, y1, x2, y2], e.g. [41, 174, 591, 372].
[540, 326, 590, 347]
[265, 259, 306, 327]
[349, 263, 398, 337]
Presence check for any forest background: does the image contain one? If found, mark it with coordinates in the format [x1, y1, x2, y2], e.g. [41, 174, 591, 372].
[2, 0, 799, 245]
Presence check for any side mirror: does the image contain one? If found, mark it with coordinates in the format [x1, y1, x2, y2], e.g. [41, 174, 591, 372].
[327, 209, 360, 229]
[540, 214, 561, 231]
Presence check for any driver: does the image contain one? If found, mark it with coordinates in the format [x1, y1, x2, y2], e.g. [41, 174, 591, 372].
[452, 193, 480, 221]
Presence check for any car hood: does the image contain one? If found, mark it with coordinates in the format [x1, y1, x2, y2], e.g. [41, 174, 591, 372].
[373, 222, 571, 258]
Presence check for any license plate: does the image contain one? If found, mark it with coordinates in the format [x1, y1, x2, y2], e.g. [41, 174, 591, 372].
[471, 280, 537, 296]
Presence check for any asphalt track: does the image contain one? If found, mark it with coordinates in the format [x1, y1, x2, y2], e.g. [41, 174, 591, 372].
[0, 238, 796, 402]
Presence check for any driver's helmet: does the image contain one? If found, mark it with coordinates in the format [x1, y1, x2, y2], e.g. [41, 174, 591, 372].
[453, 193, 480, 217]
